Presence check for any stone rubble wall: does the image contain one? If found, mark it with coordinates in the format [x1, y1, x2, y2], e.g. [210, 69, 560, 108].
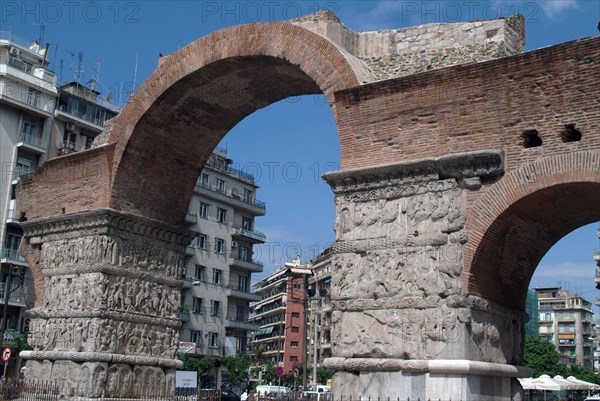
[291, 11, 525, 81]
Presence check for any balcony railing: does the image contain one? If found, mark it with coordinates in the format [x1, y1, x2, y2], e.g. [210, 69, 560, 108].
[229, 255, 264, 273]
[0, 81, 56, 114]
[205, 157, 256, 183]
[0, 285, 27, 304]
[2, 247, 25, 263]
[232, 226, 266, 243]
[18, 132, 47, 149]
[195, 182, 266, 212]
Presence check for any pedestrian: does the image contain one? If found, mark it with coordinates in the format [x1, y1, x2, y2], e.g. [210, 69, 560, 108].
[241, 388, 249, 401]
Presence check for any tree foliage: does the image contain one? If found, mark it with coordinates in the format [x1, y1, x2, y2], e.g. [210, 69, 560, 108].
[180, 354, 217, 377]
[222, 355, 252, 386]
[523, 336, 600, 383]
[524, 336, 563, 377]
[316, 367, 334, 385]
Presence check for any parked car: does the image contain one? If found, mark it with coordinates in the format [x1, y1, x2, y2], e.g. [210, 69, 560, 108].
[197, 389, 240, 401]
[302, 390, 331, 401]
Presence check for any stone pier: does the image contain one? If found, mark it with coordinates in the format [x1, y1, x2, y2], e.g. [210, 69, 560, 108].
[18, 209, 191, 397]
[323, 151, 531, 400]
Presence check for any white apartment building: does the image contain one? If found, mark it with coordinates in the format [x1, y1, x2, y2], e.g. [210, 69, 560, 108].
[180, 148, 265, 362]
[0, 32, 59, 346]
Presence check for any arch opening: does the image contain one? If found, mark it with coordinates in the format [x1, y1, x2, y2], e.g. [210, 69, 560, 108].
[110, 55, 336, 226]
[468, 182, 600, 310]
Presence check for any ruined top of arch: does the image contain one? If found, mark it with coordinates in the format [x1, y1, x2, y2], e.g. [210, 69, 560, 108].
[288, 10, 525, 81]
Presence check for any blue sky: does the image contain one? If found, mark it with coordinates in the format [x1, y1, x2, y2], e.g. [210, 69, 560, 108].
[3, 0, 599, 306]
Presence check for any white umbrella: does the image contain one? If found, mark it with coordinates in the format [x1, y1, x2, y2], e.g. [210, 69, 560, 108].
[526, 374, 569, 391]
[519, 375, 571, 401]
[553, 375, 582, 390]
[567, 375, 600, 390]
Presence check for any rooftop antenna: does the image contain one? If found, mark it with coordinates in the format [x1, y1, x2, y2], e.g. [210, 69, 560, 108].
[51, 42, 59, 71]
[33, 23, 45, 45]
[77, 51, 84, 84]
[86, 59, 101, 92]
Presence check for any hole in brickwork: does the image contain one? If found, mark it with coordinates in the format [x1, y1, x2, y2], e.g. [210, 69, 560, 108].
[560, 123, 582, 142]
[522, 130, 542, 148]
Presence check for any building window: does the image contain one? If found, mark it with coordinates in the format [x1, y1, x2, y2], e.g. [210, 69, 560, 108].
[63, 131, 77, 150]
[210, 300, 220, 316]
[242, 217, 252, 230]
[208, 332, 219, 348]
[84, 135, 94, 149]
[14, 157, 32, 178]
[217, 207, 227, 223]
[200, 173, 210, 188]
[214, 238, 225, 254]
[216, 178, 225, 193]
[212, 269, 222, 284]
[199, 202, 209, 218]
[238, 276, 247, 292]
[239, 246, 249, 261]
[236, 305, 245, 321]
[243, 189, 253, 203]
[197, 234, 207, 249]
[190, 330, 202, 346]
[291, 327, 299, 333]
[291, 342, 299, 348]
[192, 297, 203, 314]
[26, 88, 41, 107]
[194, 265, 206, 281]
[20, 118, 38, 142]
[291, 312, 300, 319]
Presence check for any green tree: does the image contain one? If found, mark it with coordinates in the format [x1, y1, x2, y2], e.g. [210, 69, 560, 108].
[567, 364, 600, 384]
[180, 355, 217, 386]
[316, 367, 334, 385]
[262, 361, 276, 384]
[222, 355, 252, 386]
[523, 336, 564, 377]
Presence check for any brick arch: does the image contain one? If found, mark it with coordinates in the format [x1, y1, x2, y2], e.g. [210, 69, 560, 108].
[463, 151, 600, 310]
[106, 22, 371, 225]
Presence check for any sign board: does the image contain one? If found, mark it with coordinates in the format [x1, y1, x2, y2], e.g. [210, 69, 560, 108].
[275, 366, 284, 377]
[1, 347, 11, 363]
[175, 371, 197, 388]
[177, 342, 196, 353]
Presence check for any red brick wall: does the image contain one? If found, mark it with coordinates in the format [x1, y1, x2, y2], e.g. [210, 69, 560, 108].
[17, 144, 115, 220]
[334, 37, 600, 310]
[335, 37, 600, 171]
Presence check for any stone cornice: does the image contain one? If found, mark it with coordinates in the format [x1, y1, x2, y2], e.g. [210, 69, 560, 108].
[20, 208, 194, 248]
[26, 307, 181, 328]
[324, 149, 504, 195]
[20, 350, 183, 369]
[324, 357, 532, 377]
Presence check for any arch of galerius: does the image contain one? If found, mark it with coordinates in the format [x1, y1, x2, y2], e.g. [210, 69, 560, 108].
[15, 10, 600, 400]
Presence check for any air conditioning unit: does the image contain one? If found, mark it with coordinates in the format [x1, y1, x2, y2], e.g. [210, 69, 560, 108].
[9, 47, 20, 57]
[65, 122, 75, 131]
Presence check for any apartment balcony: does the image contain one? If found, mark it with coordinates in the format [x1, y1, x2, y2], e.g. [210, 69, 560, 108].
[231, 226, 266, 244]
[0, 285, 27, 306]
[186, 245, 195, 256]
[194, 183, 266, 216]
[181, 311, 191, 322]
[0, 79, 56, 117]
[224, 315, 260, 331]
[226, 284, 261, 302]
[54, 107, 106, 133]
[185, 211, 198, 225]
[229, 255, 264, 273]
[5, 206, 20, 226]
[1, 248, 27, 267]
[17, 132, 47, 154]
